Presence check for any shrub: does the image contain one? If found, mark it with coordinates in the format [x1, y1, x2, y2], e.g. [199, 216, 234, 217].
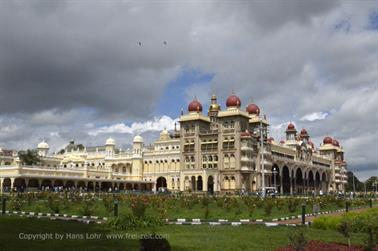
[275, 199, 285, 211]
[139, 233, 171, 251]
[287, 198, 300, 213]
[108, 214, 163, 230]
[337, 220, 352, 247]
[8, 198, 23, 211]
[201, 196, 210, 208]
[131, 196, 149, 218]
[80, 198, 95, 216]
[263, 199, 274, 216]
[243, 197, 257, 217]
[288, 227, 307, 251]
[312, 215, 342, 230]
[204, 205, 210, 219]
[46, 196, 60, 213]
[102, 196, 115, 214]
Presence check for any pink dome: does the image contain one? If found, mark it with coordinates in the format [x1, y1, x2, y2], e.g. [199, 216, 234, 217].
[188, 100, 203, 112]
[246, 103, 260, 115]
[226, 95, 241, 108]
[323, 136, 333, 144]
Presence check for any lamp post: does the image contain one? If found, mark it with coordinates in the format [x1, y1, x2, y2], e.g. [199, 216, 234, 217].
[352, 171, 356, 198]
[260, 120, 265, 198]
[273, 167, 277, 193]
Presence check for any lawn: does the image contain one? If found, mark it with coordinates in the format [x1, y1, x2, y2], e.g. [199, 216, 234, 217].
[0, 215, 369, 251]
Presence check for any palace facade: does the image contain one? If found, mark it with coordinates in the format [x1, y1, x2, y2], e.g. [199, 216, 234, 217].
[0, 94, 348, 194]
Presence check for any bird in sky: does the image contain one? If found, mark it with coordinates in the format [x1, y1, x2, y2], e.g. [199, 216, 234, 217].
[163, 41, 167, 45]
[138, 41, 142, 46]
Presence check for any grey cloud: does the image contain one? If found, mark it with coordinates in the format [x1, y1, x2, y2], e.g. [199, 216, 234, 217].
[0, 0, 377, 178]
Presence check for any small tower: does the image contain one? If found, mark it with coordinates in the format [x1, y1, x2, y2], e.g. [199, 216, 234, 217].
[37, 140, 49, 157]
[159, 128, 170, 141]
[299, 128, 309, 144]
[208, 94, 221, 127]
[132, 135, 144, 178]
[285, 123, 297, 141]
[105, 137, 116, 157]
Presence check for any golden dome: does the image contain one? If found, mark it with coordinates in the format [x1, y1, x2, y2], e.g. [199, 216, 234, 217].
[209, 103, 220, 111]
[209, 94, 221, 111]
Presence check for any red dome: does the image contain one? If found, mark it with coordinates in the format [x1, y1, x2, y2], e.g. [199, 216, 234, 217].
[226, 95, 241, 108]
[332, 139, 340, 147]
[300, 128, 308, 135]
[268, 137, 274, 142]
[188, 100, 203, 112]
[246, 103, 260, 115]
[323, 136, 333, 144]
[280, 140, 285, 144]
[287, 123, 295, 130]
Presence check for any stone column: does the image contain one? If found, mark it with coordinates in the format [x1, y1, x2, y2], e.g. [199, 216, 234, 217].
[10, 178, 15, 190]
[280, 176, 283, 194]
[203, 173, 208, 192]
[290, 176, 293, 195]
[0, 178, 3, 194]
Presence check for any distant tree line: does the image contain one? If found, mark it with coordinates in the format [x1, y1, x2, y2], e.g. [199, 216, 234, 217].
[345, 171, 377, 192]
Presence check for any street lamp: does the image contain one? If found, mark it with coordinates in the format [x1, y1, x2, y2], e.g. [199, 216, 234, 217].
[260, 120, 265, 198]
[273, 167, 278, 193]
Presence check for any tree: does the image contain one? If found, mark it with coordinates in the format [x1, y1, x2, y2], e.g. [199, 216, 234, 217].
[345, 171, 364, 192]
[18, 149, 41, 165]
[365, 176, 378, 191]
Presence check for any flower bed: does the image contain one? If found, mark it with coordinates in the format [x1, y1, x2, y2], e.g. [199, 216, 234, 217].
[276, 240, 376, 251]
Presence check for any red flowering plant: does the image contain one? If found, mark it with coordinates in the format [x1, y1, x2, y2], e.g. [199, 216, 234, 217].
[130, 195, 150, 218]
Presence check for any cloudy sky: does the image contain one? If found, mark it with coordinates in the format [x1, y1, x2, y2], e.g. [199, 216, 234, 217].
[0, 1, 377, 180]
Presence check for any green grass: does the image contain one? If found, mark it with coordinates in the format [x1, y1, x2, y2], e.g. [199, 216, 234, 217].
[0, 215, 369, 251]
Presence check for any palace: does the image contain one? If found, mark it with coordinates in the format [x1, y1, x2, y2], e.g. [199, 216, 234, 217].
[0, 94, 348, 194]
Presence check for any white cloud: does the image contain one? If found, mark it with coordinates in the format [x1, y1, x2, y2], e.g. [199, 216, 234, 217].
[300, 112, 329, 121]
[88, 116, 179, 136]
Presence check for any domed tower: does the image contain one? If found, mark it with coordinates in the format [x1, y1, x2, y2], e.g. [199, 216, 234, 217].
[188, 99, 203, 114]
[208, 94, 221, 129]
[246, 103, 260, 117]
[105, 137, 116, 157]
[37, 140, 49, 157]
[226, 94, 241, 110]
[299, 128, 310, 144]
[132, 135, 144, 178]
[285, 123, 297, 141]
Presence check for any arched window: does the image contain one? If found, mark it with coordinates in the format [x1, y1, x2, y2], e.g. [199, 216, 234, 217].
[224, 154, 230, 169]
[230, 176, 236, 189]
[230, 154, 236, 169]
